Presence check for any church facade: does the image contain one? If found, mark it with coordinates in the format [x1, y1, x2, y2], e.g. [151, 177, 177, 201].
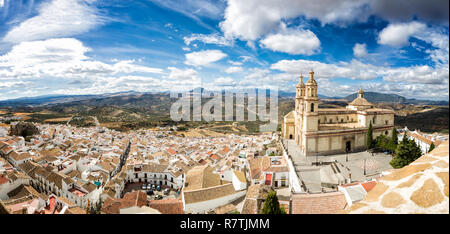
[282, 70, 395, 156]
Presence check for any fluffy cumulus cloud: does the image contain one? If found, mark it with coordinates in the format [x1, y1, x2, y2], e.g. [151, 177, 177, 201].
[183, 33, 233, 46]
[225, 66, 243, 74]
[271, 59, 380, 80]
[378, 21, 427, 47]
[270, 58, 449, 99]
[220, 0, 448, 41]
[220, 0, 370, 41]
[214, 77, 236, 86]
[0, 38, 163, 81]
[271, 58, 448, 84]
[260, 29, 320, 55]
[184, 49, 227, 66]
[3, 0, 105, 43]
[353, 43, 368, 57]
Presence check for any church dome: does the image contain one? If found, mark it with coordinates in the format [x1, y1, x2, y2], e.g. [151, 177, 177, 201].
[296, 74, 305, 87]
[306, 70, 317, 86]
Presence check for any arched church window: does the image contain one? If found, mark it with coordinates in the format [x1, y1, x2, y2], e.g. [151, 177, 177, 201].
[310, 103, 314, 112]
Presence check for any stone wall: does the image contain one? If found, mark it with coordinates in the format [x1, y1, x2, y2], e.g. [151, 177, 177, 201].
[344, 140, 449, 214]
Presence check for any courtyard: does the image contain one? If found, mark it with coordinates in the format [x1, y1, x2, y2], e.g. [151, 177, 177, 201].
[284, 139, 394, 192]
[122, 181, 181, 200]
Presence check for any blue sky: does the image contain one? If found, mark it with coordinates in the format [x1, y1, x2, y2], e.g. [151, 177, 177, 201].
[0, 0, 448, 100]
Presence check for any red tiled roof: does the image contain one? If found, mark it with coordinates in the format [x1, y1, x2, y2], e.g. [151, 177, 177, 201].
[120, 191, 147, 209]
[291, 192, 347, 214]
[223, 147, 230, 153]
[102, 197, 121, 214]
[210, 154, 219, 160]
[361, 181, 377, 193]
[167, 148, 176, 155]
[148, 199, 184, 214]
[0, 175, 9, 185]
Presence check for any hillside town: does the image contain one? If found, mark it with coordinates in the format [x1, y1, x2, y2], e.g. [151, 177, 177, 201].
[0, 118, 447, 214]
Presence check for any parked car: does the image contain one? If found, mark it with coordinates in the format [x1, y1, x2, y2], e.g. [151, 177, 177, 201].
[163, 188, 170, 195]
[152, 184, 156, 190]
[156, 185, 161, 191]
[141, 184, 147, 190]
[154, 194, 163, 200]
[146, 190, 154, 195]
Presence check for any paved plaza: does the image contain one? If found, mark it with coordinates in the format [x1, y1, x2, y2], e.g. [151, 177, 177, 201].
[283, 140, 394, 192]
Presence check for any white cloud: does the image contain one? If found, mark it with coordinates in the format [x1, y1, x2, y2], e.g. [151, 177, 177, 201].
[183, 33, 233, 46]
[260, 29, 320, 55]
[225, 66, 243, 74]
[220, 0, 369, 41]
[220, 0, 447, 42]
[271, 58, 449, 85]
[378, 21, 427, 47]
[3, 0, 105, 43]
[271, 59, 380, 80]
[167, 67, 199, 81]
[0, 38, 164, 80]
[184, 49, 227, 66]
[228, 60, 242, 66]
[214, 77, 236, 86]
[0, 0, 4, 8]
[353, 43, 368, 57]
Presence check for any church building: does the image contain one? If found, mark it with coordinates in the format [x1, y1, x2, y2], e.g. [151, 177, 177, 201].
[282, 70, 394, 156]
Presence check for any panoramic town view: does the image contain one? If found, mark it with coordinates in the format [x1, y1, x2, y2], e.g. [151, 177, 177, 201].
[0, 0, 448, 218]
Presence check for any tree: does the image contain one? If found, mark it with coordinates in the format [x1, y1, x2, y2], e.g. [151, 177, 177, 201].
[261, 191, 285, 214]
[428, 142, 435, 153]
[366, 122, 374, 149]
[387, 128, 398, 151]
[375, 135, 389, 150]
[390, 138, 422, 169]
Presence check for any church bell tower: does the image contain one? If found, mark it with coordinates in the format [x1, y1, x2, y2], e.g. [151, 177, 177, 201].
[303, 70, 319, 133]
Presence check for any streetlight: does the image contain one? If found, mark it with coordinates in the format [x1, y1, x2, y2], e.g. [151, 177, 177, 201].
[363, 158, 366, 176]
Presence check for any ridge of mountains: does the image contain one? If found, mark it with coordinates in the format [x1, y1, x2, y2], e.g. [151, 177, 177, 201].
[0, 90, 448, 108]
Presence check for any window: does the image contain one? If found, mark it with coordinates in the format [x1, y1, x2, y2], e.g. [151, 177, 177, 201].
[311, 103, 314, 112]
[385, 131, 388, 135]
[385, 120, 388, 124]
[318, 120, 320, 124]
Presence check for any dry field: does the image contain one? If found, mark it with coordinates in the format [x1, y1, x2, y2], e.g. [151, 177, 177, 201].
[43, 117, 72, 123]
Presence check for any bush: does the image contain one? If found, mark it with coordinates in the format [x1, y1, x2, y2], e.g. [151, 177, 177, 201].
[261, 191, 284, 214]
[428, 142, 435, 153]
[390, 137, 422, 169]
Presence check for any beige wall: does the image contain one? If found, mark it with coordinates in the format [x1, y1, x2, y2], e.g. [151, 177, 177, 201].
[318, 114, 358, 124]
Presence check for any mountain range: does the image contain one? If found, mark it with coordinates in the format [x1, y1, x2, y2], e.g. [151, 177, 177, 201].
[0, 90, 448, 108]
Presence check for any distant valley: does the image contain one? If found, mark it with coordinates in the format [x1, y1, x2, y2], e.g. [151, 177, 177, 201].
[0, 90, 448, 133]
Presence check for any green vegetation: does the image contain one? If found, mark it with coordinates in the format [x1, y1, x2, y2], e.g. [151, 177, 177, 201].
[374, 129, 398, 152]
[261, 191, 285, 214]
[390, 128, 398, 146]
[69, 116, 95, 127]
[428, 142, 435, 153]
[366, 122, 374, 149]
[390, 135, 422, 169]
